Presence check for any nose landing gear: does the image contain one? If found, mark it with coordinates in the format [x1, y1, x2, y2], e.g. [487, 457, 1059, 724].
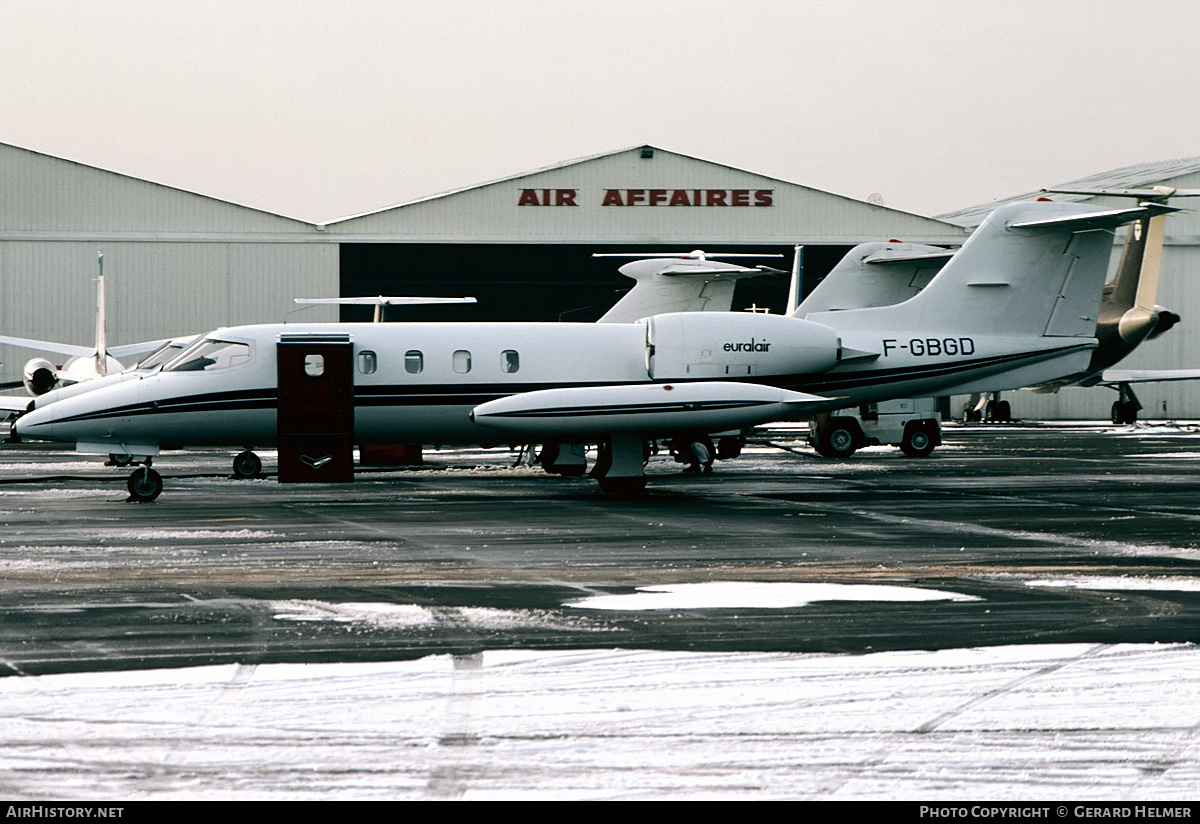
[126, 461, 163, 503]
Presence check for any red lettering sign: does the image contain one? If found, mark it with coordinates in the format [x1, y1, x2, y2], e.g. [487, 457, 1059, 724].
[545, 188, 776, 206]
[602, 189, 624, 206]
[518, 188, 579, 206]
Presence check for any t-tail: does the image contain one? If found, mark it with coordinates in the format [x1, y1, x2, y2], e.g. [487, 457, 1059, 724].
[810, 201, 1175, 339]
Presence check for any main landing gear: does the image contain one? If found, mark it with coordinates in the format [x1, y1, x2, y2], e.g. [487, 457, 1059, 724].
[126, 461, 163, 503]
[590, 433, 649, 496]
[1111, 383, 1142, 425]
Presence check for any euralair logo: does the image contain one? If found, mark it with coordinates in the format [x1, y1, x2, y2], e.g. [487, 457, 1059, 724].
[723, 339, 771, 353]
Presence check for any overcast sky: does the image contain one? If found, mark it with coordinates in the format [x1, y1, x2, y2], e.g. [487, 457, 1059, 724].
[3, 0, 1198, 223]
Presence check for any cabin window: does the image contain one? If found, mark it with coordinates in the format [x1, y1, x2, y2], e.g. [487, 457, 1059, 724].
[502, 350, 520, 373]
[304, 354, 325, 377]
[405, 350, 423, 374]
[453, 349, 472, 373]
[164, 339, 251, 372]
[358, 350, 377, 374]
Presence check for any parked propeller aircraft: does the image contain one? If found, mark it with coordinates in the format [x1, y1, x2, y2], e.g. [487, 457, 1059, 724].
[15, 200, 1174, 500]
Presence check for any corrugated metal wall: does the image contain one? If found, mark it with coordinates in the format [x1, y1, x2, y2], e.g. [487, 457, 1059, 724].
[0, 142, 338, 385]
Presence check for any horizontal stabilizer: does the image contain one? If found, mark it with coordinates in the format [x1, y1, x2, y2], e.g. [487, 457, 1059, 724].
[0, 335, 95, 358]
[593, 251, 783, 259]
[295, 297, 477, 306]
[1042, 187, 1200, 200]
[0, 394, 31, 413]
[654, 264, 784, 278]
[864, 250, 956, 265]
[1009, 203, 1179, 231]
[471, 381, 832, 437]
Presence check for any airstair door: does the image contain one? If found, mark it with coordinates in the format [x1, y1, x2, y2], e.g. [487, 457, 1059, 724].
[276, 334, 354, 483]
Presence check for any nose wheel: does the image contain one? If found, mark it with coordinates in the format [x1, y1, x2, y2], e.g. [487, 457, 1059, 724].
[126, 463, 163, 502]
[232, 450, 263, 479]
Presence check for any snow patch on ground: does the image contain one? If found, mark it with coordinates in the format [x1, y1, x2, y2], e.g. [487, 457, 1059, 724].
[566, 580, 981, 611]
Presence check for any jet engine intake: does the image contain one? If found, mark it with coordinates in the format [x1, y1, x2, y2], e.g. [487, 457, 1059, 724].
[23, 358, 59, 395]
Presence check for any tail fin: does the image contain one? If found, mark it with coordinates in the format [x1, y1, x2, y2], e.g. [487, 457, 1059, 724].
[805, 200, 1175, 338]
[795, 242, 953, 315]
[597, 253, 780, 323]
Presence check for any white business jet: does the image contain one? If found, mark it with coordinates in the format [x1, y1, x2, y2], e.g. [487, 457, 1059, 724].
[16, 200, 1172, 500]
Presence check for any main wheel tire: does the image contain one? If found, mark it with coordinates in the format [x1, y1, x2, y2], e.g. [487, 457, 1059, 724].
[996, 400, 1012, 422]
[127, 467, 163, 502]
[232, 450, 262, 479]
[900, 425, 936, 457]
[597, 475, 647, 496]
[1111, 401, 1124, 424]
[109, 453, 133, 467]
[817, 422, 858, 459]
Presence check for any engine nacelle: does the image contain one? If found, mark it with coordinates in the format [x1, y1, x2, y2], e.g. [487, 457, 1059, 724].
[23, 358, 59, 395]
[645, 312, 841, 380]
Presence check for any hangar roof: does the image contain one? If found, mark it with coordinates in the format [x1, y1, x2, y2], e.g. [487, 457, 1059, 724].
[321, 145, 968, 245]
[938, 156, 1200, 229]
[0, 141, 316, 240]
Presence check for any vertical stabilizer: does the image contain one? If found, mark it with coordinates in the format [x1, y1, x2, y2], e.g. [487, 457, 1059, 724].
[803, 201, 1172, 339]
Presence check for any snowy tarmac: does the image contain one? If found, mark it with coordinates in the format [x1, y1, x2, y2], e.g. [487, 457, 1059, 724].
[4, 421, 1200, 799]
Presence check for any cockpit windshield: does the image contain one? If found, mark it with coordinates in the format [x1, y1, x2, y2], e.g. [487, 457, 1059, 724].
[134, 337, 198, 371]
[163, 338, 252, 373]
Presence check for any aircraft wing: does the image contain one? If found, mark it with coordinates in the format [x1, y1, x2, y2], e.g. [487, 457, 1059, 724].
[471, 381, 835, 437]
[1100, 369, 1200, 385]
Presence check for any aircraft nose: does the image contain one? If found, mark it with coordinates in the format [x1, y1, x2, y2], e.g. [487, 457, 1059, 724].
[14, 402, 54, 440]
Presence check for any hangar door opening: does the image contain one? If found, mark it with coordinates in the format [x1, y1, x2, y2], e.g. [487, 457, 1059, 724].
[338, 244, 852, 323]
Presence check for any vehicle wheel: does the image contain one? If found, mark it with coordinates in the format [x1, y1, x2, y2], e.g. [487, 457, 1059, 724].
[996, 400, 1012, 422]
[232, 450, 262, 478]
[817, 421, 858, 459]
[900, 424, 936, 457]
[1124, 401, 1140, 424]
[597, 475, 647, 496]
[127, 467, 163, 502]
[109, 453, 133, 467]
